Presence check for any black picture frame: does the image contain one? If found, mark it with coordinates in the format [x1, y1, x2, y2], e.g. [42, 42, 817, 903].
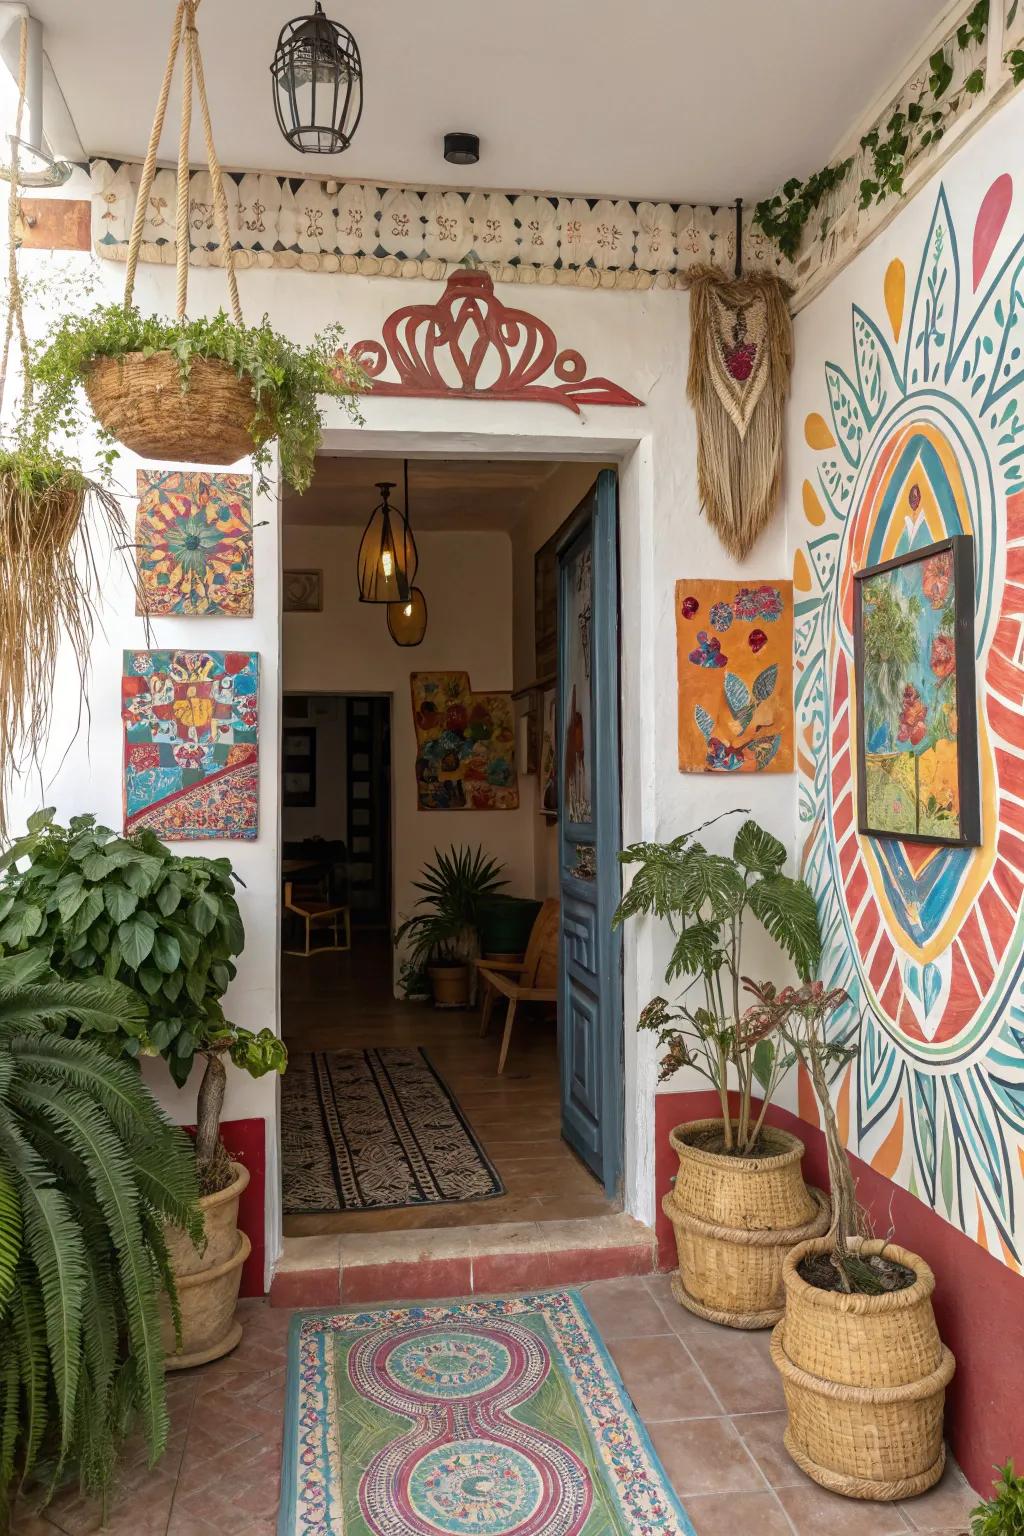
[853, 533, 980, 847]
[283, 726, 317, 808]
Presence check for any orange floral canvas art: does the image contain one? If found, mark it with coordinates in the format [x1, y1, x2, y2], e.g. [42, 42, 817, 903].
[675, 579, 794, 773]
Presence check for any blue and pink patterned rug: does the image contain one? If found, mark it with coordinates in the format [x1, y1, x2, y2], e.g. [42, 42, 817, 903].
[280, 1290, 695, 1535]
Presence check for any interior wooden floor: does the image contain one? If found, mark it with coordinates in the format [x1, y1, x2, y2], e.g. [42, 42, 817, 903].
[281, 931, 616, 1237]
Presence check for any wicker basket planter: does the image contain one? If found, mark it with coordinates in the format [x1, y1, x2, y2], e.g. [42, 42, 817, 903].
[663, 1119, 829, 1328]
[162, 1160, 251, 1370]
[85, 352, 271, 467]
[770, 1235, 956, 1499]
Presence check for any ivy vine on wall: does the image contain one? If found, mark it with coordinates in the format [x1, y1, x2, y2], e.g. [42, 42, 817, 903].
[754, 1, 1001, 261]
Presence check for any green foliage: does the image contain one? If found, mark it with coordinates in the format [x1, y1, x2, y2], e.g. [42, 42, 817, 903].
[755, 2, 999, 256]
[615, 813, 823, 1154]
[0, 950, 200, 1528]
[1007, 48, 1024, 85]
[395, 845, 508, 967]
[972, 1461, 1024, 1534]
[30, 304, 366, 494]
[0, 447, 87, 496]
[0, 810, 280, 1091]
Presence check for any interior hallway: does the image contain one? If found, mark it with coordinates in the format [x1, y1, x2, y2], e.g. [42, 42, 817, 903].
[280, 935, 616, 1237]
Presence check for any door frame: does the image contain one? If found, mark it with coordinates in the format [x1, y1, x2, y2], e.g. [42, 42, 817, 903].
[273, 425, 658, 1272]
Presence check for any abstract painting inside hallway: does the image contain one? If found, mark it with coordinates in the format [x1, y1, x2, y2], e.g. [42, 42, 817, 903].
[795, 174, 1024, 1268]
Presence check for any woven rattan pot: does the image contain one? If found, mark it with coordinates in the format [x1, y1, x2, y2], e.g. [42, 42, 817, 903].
[663, 1119, 829, 1328]
[771, 1235, 956, 1499]
[162, 1161, 251, 1369]
[85, 352, 271, 466]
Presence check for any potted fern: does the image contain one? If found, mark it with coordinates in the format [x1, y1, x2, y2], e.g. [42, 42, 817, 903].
[0, 810, 286, 1366]
[395, 845, 507, 1008]
[614, 813, 828, 1328]
[752, 982, 955, 1500]
[0, 951, 200, 1526]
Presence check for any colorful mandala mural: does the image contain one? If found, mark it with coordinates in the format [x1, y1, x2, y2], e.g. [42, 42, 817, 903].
[135, 470, 253, 617]
[795, 177, 1024, 1268]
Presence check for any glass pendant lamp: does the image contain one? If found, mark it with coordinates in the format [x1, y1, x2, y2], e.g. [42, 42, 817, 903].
[387, 587, 428, 646]
[356, 481, 418, 603]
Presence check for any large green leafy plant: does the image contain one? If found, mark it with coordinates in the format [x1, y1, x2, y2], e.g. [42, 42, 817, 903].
[395, 845, 508, 968]
[0, 951, 200, 1529]
[972, 1462, 1024, 1534]
[613, 814, 822, 1155]
[31, 305, 366, 495]
[0, 811, 285, 1189]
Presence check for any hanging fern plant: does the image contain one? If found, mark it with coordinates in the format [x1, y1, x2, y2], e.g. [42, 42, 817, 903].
[0, 951, 201, 1529]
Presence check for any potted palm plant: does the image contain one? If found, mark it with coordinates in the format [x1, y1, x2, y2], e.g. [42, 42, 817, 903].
[395, 845, 507, 1008]
[751, 981, 956, 1499]
[614, 813, 829, 1328]
[0, 810, 286, 1366]
[0, 951, 200, 1527]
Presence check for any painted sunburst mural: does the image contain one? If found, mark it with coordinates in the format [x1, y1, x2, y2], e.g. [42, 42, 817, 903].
[795, 175, 1024, 1269]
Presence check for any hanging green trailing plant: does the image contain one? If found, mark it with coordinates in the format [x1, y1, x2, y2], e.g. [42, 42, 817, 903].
[0, 810, 286, 1194]
[0, 950, 201, 1530]
[754, 0, 997, 258]
[31, 304, 366, 497]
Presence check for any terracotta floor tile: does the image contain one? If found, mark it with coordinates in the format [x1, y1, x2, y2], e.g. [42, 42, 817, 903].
[681, 1489, 796, 1536]
[607, 1333, 721, 1421]
[779, 1481, 914, 1534]
[899, 1458, 979, 1530]
[673, 1320, 787, 1414]
[579, 1275, 674, 1338]
[647, 1416, 764, 1496]
[732, 1409, 807, 1487]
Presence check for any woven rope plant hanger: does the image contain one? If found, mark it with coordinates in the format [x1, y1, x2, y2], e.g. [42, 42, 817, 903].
[84, 0, 276, 466]
[0, 18, 132, 843]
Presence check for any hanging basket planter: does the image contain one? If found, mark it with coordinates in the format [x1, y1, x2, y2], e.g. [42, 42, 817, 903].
[84, 352, 274, 468]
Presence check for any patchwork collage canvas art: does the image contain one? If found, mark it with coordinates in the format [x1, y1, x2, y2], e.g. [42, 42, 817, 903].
[122, 650, 259, 840]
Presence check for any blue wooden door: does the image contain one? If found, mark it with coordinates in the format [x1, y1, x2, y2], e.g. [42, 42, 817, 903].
[557, 470, 623, 1196]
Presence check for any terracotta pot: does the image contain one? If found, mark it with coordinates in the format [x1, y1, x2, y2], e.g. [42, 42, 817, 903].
[162, 1161, 251, 1369]
[428, 963, 471, 1008]
[663, 1119, 829, 1329]
[770, 1235, 956, 1499]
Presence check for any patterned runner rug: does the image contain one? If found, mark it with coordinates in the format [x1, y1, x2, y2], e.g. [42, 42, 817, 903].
[279, 1290, 695, 1536]
[281, 1047, 505, 1213]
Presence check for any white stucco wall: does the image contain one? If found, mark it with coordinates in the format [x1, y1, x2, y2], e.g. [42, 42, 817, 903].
[8, 212, 801, 1268]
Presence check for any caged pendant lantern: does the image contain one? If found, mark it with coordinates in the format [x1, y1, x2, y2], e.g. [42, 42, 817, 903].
[357, 481, 418, 603]
[388, 587, 428, 646]
[271, 3, 363, 155]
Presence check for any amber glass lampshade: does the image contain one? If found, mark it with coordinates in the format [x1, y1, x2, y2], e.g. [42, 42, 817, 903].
[356, 482, 418, 603]
[387, 587, 428, 646]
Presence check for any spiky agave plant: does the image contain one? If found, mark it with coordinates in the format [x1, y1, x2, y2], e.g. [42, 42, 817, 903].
[0, 951, 201, 1530]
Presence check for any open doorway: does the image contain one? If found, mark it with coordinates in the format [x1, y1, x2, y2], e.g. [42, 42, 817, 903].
[278, 455, 621, 1238]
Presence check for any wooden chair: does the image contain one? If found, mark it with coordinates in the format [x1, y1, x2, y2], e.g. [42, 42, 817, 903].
[283, 880, 351, 957]
[476, 898, 559, 1073]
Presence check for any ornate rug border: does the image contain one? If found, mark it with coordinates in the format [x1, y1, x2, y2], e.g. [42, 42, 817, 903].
[278, 1287, 697, 1536]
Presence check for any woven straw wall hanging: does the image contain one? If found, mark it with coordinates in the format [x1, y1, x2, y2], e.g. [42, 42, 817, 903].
[684, 267, 793, 560]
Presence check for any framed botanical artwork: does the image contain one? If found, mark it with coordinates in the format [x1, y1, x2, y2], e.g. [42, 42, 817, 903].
[283, 726, 316, 807]
[284, 569, 322, 612]
[675, 579, 794, 772]
[853, 535, 980, 846]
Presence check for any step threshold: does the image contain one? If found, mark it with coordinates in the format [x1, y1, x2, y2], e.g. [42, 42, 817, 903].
[270, 1213, 656, 1307]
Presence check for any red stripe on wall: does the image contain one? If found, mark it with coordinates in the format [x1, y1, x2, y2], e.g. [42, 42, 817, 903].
[654, 1091, 1024, 1494]
[188, 1117, 265, 1298]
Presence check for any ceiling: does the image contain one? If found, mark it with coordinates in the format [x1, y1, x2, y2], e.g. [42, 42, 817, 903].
[284, 456, 562, 531]
[28, 0, 943, 203]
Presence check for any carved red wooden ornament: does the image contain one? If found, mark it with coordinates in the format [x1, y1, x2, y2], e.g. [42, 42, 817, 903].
[346, 270, 642, 414]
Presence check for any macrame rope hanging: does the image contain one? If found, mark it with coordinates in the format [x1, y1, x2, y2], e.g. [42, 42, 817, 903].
[684, 265, 793, 561]
[0, 17, 31, 417]
[124, 0, 242, 324]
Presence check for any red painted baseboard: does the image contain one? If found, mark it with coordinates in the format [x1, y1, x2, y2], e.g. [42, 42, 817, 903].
[655, 1090, 1023, 1494]
[214, 1117, 265, 1298]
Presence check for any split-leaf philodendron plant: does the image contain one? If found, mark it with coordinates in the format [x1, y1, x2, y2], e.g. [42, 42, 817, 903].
[613, 813, 823, 1155]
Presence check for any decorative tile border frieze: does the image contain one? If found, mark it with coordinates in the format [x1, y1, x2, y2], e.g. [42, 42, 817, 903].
[90, 159, 790, 292]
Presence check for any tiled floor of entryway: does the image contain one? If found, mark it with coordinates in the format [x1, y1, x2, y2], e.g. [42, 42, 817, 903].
[12, 1278, 979, 1536]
